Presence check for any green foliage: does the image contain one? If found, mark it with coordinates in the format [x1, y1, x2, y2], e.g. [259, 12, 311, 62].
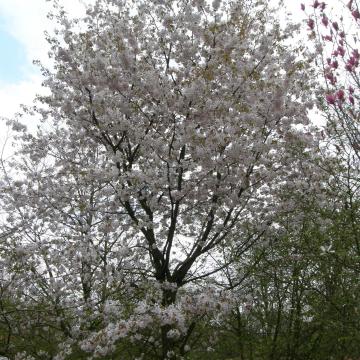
[204, 202, 360, 360]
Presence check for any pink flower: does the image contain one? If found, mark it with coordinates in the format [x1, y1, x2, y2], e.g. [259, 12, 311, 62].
[348, 86, 355, 94]
[347, 54, 359, 70]
[349, 95, 355, 105]
[349, 57, 356, 65]
[339, 31, 346, 38]
[301, 3, 305, 11]
[352, 9, 360, 20]
[348, 56, 358, 67]
[352, 49, 360, 59]
[313, 0, 320, 8]
[322, 16, 329, 27]
[320, 2, 326, 10]
[346, 63, 353, 72]
[325, 72, 337, 85]
[307, 18, 315, 30]
[332, 22, 339, 31]
[331, 60, 338, 69]
[338, 46, 346, 57]
[332, 50, 339, 57]
[326, 94, 336, 105]
[336, 89, 345, 101]
[323, 35, 332, 41]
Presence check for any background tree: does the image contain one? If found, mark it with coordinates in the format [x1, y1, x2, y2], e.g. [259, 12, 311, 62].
[196, 3, 360, 359]
[303, 0, 360, 192]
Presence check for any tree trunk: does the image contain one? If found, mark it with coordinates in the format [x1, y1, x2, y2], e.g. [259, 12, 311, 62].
[160, 288, 178, 359]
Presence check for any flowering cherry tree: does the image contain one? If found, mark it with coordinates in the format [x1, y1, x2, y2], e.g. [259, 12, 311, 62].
[303, 0, 360, 161]
[0, 0, 322, 358]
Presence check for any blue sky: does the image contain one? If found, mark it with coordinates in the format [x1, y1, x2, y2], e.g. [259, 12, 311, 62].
[0, 18, 28, 85]
[0, 0, 93, 120]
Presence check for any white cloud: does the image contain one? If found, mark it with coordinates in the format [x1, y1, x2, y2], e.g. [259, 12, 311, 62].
[0, 75, 44, 159]
[0, 75, 43, 119]
[0, 0, 94, 120]
[0, 0, 92, 66]
[0, 0, 52, 67]
[0, 0, 94, 155]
